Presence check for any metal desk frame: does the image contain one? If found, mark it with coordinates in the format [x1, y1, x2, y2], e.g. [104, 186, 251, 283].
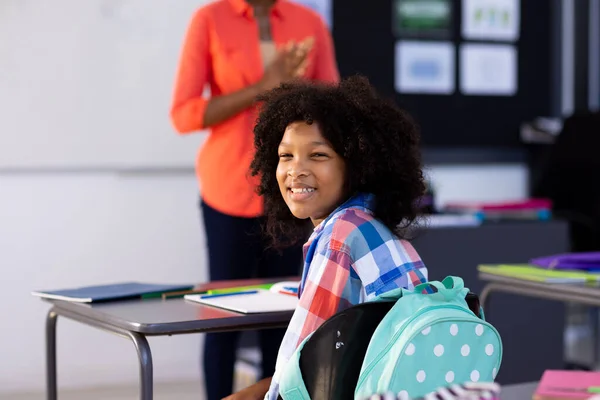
[479, 273, 600, 369]
[480, 273, 600, 310]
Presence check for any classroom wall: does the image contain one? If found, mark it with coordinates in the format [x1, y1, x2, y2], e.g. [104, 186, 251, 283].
[0, 164, 527, 395]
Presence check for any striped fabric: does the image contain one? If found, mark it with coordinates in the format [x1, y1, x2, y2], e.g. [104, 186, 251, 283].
[365, 382, 501, 400]
[265, 193, 428, 400]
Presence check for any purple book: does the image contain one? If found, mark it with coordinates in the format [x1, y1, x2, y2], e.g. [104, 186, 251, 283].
[530, 252, 600, 270]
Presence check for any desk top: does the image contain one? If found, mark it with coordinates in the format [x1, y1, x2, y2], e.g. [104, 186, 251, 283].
[479, 272, 600, 307]
[501, 382, 537, 399]
[479, 272, 600, 294]
[45, 278, 296, 335]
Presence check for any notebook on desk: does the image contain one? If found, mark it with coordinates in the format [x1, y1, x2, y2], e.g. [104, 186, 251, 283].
[31, 282, 194, 303]
[185, 283, 299, 314]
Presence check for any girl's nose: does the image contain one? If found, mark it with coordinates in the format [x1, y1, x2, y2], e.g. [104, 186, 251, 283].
[287, 159, 309, 178]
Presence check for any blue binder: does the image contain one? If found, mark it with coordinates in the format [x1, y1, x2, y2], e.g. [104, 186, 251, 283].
[31, 282, 193, 303]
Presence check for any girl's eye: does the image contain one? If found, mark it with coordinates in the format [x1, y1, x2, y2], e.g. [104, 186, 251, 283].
[279, 153, 292, 158]
[311, 153, 328, 158]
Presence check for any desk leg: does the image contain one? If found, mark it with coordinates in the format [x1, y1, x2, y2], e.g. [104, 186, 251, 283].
[130, 332, 153, 400]
[591, 308, 599, 369]
[46, 309, 58, 400]
[480, 284, 494, 320]
[49, 306, 154, 400]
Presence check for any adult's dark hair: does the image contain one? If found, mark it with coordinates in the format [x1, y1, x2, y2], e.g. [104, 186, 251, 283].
[250, 75, 425, 248]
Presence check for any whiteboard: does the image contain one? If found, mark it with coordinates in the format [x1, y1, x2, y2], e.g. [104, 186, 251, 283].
[0, 0, 208, 170]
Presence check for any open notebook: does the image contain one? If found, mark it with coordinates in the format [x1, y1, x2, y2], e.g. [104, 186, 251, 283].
[184, 281, 299, 314]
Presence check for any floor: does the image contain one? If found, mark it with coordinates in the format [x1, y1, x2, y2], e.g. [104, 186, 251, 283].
[7, 381, 204, 400]
[6, 360, 258, 400]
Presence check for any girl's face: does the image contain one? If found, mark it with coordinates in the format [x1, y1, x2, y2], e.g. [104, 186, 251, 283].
[276, 121, 347, 226]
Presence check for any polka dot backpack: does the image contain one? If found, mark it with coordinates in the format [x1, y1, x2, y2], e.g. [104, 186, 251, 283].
[354, 276, 502, 400]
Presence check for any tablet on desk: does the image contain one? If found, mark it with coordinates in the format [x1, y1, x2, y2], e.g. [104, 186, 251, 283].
[184, 289, 298, 314]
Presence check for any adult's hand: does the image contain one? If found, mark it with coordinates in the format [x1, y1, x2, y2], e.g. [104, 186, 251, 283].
[199, 37, 314, 128]
[259, 37, 314, 92]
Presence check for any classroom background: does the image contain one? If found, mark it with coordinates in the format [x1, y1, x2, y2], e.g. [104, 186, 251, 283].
[1, 0, 599, 399]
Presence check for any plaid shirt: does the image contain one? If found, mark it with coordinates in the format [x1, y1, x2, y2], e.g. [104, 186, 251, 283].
[266, 193, 428, 400]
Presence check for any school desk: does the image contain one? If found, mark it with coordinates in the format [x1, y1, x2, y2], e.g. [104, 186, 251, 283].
[479, 272, 600, 311]
[41, 277, 298, 400]
[501, 382, 538, 399]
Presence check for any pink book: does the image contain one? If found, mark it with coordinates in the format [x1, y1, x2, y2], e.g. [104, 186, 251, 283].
[534, 370, 600, 400]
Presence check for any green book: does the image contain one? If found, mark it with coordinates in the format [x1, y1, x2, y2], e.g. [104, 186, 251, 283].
[478, 264, 600, 284]
[206, 283, 275, 295]
[158, 283, 279, 300]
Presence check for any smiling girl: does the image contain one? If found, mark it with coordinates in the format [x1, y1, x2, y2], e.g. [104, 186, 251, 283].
[227, 76, 429, 400]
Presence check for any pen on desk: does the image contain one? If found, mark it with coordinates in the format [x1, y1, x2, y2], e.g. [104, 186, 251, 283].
[206, 284, 273, 295]
[160, 289, 207, 300]
[200, 290, 259, 299]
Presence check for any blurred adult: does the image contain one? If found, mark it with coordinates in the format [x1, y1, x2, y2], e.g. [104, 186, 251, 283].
[170, 1, 339, 399]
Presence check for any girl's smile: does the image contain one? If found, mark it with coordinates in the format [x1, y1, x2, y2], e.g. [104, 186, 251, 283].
[287, 184, 317, 201]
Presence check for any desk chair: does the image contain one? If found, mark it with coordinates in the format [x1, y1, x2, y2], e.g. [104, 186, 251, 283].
[294, 293, 482, 400]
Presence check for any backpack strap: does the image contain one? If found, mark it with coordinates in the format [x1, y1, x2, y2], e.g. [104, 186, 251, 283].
[412, 276, 469, 301]
[374, 276, 470, 303]
[278, 333, 314, 400]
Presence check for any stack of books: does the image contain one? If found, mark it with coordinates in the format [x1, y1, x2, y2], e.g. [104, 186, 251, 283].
[442, 198, 552, 221]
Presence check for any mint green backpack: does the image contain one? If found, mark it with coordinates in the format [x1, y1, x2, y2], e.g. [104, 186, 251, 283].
[354, 276, 502, 399]
[279, 276, 502, 400]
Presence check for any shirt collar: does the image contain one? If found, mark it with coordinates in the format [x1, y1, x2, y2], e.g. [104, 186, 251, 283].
[310, 193, 376, 237]
[300, 193, 376, 294]
[228, 0, 285, 19]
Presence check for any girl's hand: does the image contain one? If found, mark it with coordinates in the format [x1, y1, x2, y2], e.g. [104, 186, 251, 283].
[221, 377, 272, 400]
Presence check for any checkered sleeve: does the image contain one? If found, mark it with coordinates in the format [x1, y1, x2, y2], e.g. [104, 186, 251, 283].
[292, 248, 353, 346]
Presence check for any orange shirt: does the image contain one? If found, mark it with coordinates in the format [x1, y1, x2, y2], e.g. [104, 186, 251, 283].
[170, 0, 340, 218]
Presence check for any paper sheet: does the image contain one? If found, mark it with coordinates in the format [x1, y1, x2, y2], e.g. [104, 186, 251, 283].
[395, 40, 455, 94]
[460, 43, 517, 96]
[185, 290, 298, 314]
[462, 0, 520, 41]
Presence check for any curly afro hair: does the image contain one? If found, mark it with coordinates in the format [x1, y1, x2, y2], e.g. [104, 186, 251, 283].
[250, 75, 426, 248]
